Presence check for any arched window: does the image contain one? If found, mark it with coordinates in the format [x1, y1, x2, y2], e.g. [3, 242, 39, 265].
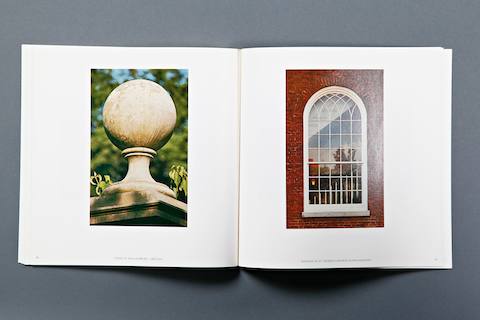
[302, 86, 369, 217]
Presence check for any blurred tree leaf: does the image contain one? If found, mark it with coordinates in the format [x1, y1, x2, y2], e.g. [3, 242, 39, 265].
[169, 165, 188, 202]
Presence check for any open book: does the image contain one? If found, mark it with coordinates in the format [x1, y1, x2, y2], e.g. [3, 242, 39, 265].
[19, 45, 452, 269]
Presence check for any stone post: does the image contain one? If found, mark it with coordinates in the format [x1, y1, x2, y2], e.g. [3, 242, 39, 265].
[90, 79, 187, 226]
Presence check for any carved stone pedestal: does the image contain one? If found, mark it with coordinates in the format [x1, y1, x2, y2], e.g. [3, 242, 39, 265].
[90, 192, 187, 226]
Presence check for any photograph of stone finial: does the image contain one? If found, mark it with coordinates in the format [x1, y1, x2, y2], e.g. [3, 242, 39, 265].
[90, 69, 188, 226]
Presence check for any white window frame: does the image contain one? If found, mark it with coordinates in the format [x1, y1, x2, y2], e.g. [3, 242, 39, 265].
[302, 86, 370, 218]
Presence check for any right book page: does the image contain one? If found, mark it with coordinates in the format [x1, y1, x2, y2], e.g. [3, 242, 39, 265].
[239, 47, 452, 269]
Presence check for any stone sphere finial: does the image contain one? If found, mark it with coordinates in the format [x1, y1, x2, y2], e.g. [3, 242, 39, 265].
[91, 78, 186, 222]
[103, 79, 177, 151]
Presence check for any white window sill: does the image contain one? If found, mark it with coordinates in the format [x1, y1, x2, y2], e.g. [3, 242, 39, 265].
[302, 210, 370, 218]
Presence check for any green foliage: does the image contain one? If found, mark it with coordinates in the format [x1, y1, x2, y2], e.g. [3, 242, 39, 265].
[90, 69, 188, 197]
[169, 165, 188, 202]
[90, 172, 112, 196]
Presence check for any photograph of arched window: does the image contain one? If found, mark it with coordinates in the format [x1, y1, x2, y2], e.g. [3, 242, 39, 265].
[286, 70, 383, 228]
[304, 86, 368, 216]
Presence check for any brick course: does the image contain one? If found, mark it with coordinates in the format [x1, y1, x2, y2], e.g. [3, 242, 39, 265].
[286, 70, 384, 228]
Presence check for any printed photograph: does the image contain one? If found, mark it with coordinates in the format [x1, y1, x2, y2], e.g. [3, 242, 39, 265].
[90, 69, 188, 226]
[286, 70, 383, 228]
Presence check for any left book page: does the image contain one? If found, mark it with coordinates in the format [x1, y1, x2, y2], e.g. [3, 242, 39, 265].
[19, 45, 240, 267]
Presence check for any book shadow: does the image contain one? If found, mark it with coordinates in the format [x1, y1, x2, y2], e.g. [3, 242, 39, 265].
[244, 268, 419, 292]
[50, 266, 240, 285]
[41, 266, 419, 290]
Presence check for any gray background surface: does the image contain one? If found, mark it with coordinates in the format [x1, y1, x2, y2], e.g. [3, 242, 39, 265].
[0, 0, 477, 319]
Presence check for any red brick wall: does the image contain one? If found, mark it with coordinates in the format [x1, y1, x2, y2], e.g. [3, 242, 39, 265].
[286, 70, 384, 228]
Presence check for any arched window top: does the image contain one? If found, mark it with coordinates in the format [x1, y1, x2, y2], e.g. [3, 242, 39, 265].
[303, 86, 367, 124]
[310, 93, 361, 122]
[302, 86, 369, 217]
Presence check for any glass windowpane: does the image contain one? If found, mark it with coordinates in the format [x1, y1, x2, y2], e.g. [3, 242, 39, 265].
[319, 149, 330, 162]
[352, 121, 361, 133]
[308, 134, 319, 147]
[341, 121, 351, 134]
[329, 148, 341, 162]
[319, 164, 331, 176]
[352, 164, 362, 176]
[309, 164, 319, 176]
[319, 178, 329, 190]
[353, 191, 362, 203]
[352, 135, 361, 148]
[330, 164, 340, 176]
[319, 121, 330, 135]
[319, 135, 329, 148]
[331, 121, 340, 134]
[341, 164, 352, 176]
[331, 135, 340, 148]
[309, 105, 319, 120]
[341, 108, 351, 120]
[309, 178, 319, 190]
[308, 122, 319, 137]
[308, 148, 319, 162]
[351, 149, 361, 161]
[319, 107, 329, 120]
[353, 177, 362, 190]
[309, 192, 319, 204]
[341, 135, 351, 148]
[341, 149, 351, 161]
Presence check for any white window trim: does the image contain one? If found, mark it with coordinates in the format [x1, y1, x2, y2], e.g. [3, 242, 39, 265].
[302, 86, 369, 218]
